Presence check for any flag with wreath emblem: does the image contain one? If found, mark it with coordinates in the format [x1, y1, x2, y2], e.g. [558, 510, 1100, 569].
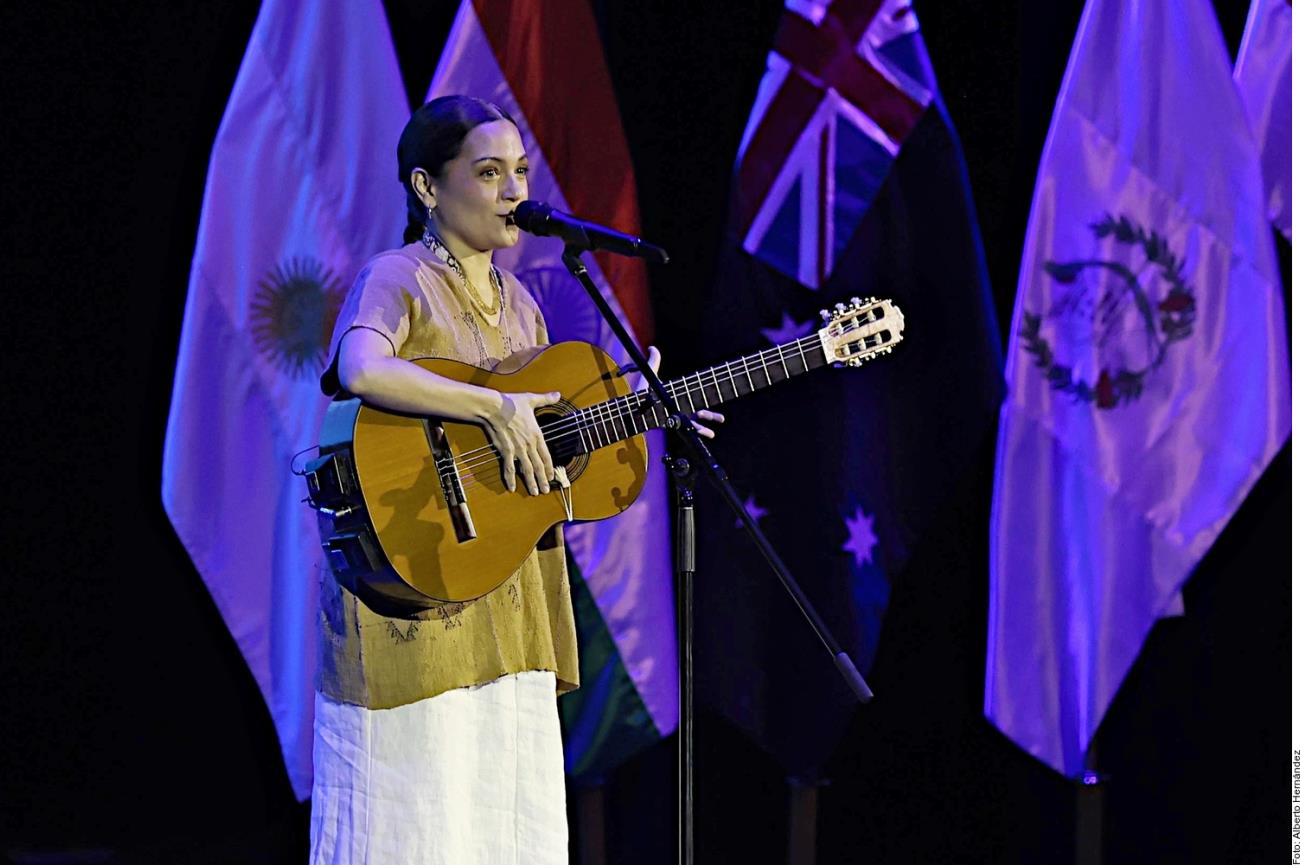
[985, 0, 1291, 777]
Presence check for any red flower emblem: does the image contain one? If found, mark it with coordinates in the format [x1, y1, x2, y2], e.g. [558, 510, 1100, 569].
[1158, 292, 1193, 313]
[1095, 370, 1117, 408]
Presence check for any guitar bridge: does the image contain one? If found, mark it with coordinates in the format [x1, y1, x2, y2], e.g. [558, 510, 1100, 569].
[424, 420, 477, 543]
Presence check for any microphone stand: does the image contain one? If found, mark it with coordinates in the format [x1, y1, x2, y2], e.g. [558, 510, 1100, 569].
[559, 246, 873, 865]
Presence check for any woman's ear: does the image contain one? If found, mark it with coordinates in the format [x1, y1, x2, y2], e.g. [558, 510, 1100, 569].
[410, 168, 436, 210]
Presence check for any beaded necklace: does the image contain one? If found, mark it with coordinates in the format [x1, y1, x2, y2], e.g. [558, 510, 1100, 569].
[421, 229, 505, 321]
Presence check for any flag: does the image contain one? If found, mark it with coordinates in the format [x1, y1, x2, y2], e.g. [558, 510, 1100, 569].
[732, 0, 932, 290]
[428, 0, 677, 778]
[1234, 0, 1291, 239]
[695, 0, 1003, 775]
[161, 0, 408, 799]
[985, 0, 1291, 777]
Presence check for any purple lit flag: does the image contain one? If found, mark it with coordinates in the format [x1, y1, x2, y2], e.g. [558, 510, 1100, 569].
[162, 0, 407, 798]
[1234, 0, 1291, 239]
[734, 0, 932, 289]
[985, 0, 1290, 777]
[697, 0, 1002, 775]
[427, 0, 677, 778]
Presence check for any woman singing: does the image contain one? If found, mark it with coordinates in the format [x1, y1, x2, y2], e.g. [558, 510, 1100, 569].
[310, 95, 715, 863]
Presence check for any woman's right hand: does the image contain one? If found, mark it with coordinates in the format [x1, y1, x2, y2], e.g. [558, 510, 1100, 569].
[482, 390, 561, 495]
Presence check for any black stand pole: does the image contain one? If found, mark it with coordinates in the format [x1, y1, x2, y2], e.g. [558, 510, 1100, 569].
[559, 246, 873, 865]
[669, 456, 697, 865]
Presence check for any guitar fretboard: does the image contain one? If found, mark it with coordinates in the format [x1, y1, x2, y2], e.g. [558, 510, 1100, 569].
[545, 332, 829, 456]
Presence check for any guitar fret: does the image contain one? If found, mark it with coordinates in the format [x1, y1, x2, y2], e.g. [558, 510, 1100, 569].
[613, 399, 629, 441]
[601, 402, 617, 444]
[649, 401, 666, 428]
[641, 394, 656, 431]
[618, 400, 639, 434]
[628, 394, 644, 432]
[615, 398, 630, 437]
[569, 330, 842, 445]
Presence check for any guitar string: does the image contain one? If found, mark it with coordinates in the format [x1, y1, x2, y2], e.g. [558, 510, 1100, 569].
[445, 326, 875, 484]
[446, 328, 887, 494]
[446, 338, 893, 497]
[447, 327, 840, 470]
[447, 332, 829, 477]
[442, 340, 822, 495]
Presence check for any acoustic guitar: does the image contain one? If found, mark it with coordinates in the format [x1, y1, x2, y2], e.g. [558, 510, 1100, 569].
[305, 296, 904, 607]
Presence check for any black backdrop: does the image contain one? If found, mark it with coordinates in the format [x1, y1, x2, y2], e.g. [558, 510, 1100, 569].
[0, 1, 1288, 863]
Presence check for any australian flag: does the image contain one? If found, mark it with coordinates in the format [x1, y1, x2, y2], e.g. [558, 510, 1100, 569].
[695, 0, 1004, 775]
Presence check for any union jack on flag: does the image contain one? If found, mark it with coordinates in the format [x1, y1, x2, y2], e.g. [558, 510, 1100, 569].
[734, 0, 935, 289]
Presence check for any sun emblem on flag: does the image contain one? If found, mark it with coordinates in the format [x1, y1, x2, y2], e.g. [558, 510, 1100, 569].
[1020, 213, 1196, 409]
[250, 257, 346, 378]
[515, 265, 605, 345]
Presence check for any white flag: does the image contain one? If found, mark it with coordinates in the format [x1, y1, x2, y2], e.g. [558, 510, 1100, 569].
[1234, 0, 1291, 239]
[985, 0, 1290, 777]
[162, 0, 408, 798]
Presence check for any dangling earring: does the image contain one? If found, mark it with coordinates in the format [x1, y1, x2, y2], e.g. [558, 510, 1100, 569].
[421, 205, 437, 249]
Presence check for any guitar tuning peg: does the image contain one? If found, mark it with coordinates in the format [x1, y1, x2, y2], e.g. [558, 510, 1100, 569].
[834, 302, 847, 313]
[819, 308, 831, 322]
[850, 296, 863, 307]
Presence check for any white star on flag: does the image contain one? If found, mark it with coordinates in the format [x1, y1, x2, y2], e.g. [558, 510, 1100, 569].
[759, 311, 815, 345]
[842, 506, 879, 567]
[735, 494, 769, 528]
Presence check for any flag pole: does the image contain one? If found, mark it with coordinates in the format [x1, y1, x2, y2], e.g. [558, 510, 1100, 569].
[786, 775, 828, 865]
[1074, 741, 1105, 865]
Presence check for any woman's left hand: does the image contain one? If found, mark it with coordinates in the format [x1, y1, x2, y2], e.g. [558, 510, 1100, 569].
[639, 345, 725, 439]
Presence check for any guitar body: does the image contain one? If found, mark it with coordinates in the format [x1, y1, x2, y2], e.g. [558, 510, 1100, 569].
[307, 296, 905, 610]
[315, 341, 647, 607]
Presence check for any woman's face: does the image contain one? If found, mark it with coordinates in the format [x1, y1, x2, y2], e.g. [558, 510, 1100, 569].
[424, 119, 528, 257]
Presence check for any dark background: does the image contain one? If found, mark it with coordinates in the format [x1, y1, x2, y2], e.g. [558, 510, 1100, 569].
[0, 1, 1288, 863]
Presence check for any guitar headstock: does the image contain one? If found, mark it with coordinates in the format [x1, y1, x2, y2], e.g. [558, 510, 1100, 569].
[817, 297, 905, 367]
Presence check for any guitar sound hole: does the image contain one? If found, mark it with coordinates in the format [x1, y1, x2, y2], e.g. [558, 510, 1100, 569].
[536, 402, 590, 481]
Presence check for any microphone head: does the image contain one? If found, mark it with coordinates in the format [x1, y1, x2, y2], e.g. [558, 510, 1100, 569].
[510, 200, 552, 232]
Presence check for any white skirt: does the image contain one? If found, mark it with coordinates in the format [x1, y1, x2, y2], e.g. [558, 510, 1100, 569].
[310, 670, 568, 865]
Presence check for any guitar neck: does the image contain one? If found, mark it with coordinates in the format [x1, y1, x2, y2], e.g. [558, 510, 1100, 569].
[563, 333, 829, 453]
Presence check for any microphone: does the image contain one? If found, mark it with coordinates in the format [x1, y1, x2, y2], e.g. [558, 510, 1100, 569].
[508, 200, 669, 263]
